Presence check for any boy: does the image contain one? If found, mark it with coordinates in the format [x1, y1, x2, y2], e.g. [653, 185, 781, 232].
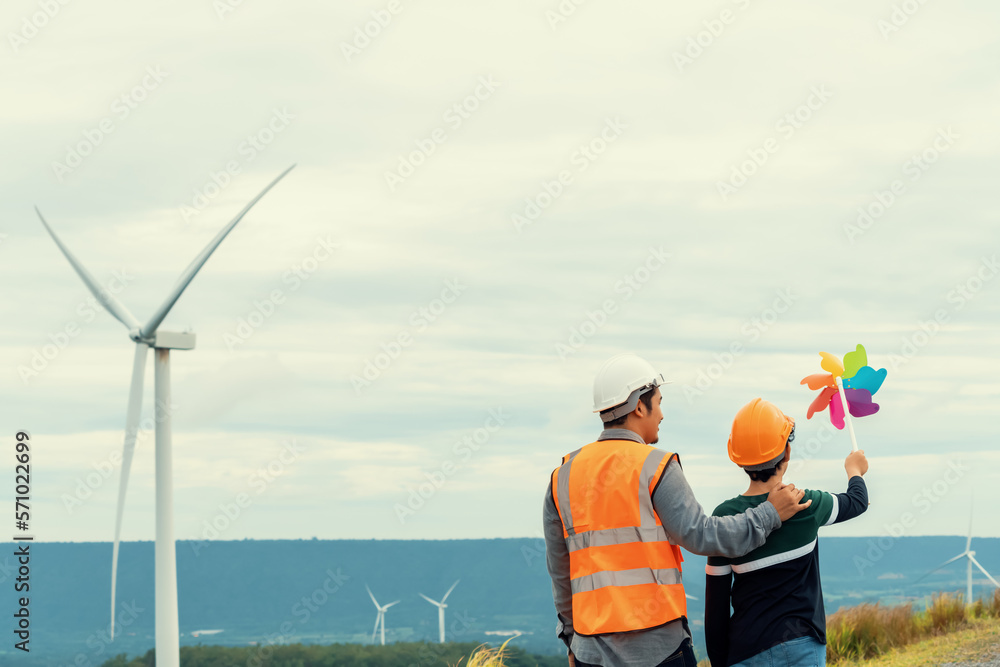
[704, 398, 869, 666]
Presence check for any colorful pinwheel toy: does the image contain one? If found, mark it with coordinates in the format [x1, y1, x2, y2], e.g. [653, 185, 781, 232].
[800, 344, 887, 451]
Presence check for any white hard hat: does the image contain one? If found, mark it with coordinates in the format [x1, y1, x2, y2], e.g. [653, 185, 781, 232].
[593, 353, 670, 422]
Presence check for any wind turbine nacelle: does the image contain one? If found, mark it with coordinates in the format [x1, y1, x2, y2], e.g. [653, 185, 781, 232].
[152, 331, 196, 350]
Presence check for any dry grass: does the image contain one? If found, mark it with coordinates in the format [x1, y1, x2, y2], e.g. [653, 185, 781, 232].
[827, 591, 1000, 663]
[832, 617, 1000, 667]
[456, 638, 514, 667]
[696, 592, 1000, 665]
[926, 591, 967, 633]
[827, 602, 918, 661]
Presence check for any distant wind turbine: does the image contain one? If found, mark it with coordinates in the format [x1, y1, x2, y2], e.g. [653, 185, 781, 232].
[366, 585, 400, 645]
[35, 165, 295, 667]
[420, 580, 460, 643]
[915, 503, 999, 604]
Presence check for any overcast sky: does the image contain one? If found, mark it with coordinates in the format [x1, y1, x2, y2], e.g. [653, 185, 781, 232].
[2, 1, 998, 548]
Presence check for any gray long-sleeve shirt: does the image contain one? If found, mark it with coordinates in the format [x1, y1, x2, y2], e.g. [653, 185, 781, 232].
[543, 428, 781, 667]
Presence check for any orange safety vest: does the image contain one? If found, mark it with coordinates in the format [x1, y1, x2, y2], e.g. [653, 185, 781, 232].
[551, 439, 687, 636]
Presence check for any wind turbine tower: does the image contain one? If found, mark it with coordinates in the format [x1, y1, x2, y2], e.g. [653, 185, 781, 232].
[36, 166, 294, 667]
[420, 580, 460, 643]
[366, 585, 400, 645]
[916, 503, 999, 604]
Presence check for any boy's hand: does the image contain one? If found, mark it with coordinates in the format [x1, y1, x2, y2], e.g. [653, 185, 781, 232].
[768, 483, 812, 521]
[845, 450, 868, 478]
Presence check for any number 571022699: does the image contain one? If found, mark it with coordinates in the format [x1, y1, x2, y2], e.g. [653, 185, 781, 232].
[15, 431, 30, 532]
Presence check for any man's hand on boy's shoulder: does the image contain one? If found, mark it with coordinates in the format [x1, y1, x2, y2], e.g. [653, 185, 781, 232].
[767, 483, 812, 522]
[845, 450, 868, 478]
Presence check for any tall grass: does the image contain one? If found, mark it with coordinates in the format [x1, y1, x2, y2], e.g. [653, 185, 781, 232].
[827, 591, 1000, 662]
[456, 638, 514, 667]
[827, 602, 917, 661]
[926, 591, 967, 633]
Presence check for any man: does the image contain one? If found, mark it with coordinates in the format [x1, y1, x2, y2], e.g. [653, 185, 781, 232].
[704, 397, 869, 666]
[543, 354, 812, 667]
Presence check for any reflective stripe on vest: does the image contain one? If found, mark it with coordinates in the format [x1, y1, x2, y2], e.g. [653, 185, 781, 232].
[551, 439, 687, 636]
[570, 566, 683, 594]
[555, 447, 583, 537]
[566, 525, 670, 552]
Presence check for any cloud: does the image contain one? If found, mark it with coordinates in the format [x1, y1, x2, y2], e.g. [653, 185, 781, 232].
[3, 0, 999, 541]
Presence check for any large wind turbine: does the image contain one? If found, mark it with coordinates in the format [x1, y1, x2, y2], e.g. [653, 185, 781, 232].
[36, 165, 295, 667]
[419, 580, 459, 643]
[916, 504, 999, 604]
[366, 585, 400, 645]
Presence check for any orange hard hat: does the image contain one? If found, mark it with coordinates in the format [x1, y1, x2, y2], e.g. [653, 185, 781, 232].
[727, 398, 794, 469]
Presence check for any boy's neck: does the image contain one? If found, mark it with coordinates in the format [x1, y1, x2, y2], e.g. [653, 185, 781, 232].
[743, 470, 785, 496]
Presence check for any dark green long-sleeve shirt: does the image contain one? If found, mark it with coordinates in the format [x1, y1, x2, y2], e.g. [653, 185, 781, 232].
[705, 476, 869, 666]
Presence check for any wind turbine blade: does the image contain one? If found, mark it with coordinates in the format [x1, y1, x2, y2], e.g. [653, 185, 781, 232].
[366, 585, 380, 608]
[385, 600, 400, 608]
[914, 552, 968, 583]
[168, 164, 297, 290]
[139, 165, 295, 338]
[969, 555, 1000, 589]
[419, 593, 440, 606]
[686, 594, 698, 600]
[35, 207, 141, 332]
[441, 579, 460, 603]
[371, 611, 380, 643]
[110, 342, 149, 640]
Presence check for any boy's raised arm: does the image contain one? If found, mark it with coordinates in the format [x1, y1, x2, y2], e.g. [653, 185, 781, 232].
[823, 450, 870, 527]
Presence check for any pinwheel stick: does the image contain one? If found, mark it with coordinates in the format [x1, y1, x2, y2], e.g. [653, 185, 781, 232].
[835, 376, 859, 452]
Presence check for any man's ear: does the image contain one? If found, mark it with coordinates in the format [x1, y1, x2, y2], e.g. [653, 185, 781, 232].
[635, 395, 650, 418]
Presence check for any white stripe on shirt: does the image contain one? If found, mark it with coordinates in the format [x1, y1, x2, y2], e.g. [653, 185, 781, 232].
[730, 538, 817, 574]
[824, 493, 839, 526]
